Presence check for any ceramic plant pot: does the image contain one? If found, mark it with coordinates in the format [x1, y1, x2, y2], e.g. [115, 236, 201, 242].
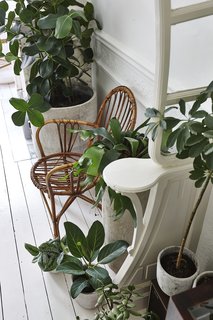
[31, 89, 97, 156]
[157, 246, 199, 296]
[75, 290, 98, 310]
[193, 271, 213, 287]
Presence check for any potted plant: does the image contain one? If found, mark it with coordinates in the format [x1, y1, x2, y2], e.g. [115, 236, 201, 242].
[0, 0, 101, 128]
[76, 283, 159, 319]
[143, 80, 213, 296]
[56, 220, 129, 309]
[25, 237, 68, 272]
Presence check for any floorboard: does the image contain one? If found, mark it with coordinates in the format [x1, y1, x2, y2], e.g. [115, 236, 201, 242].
[0, 82, 99, 320]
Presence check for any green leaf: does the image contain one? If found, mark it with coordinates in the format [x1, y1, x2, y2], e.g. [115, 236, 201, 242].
[37, 13, 58, 29]
[22, 44, 40, 56]
[164, 117, 180, 130]
[98, 240, 129, 264]
[0, 1, 8, 11]
[120, 195, 137, 227]
[166, 127, 182, 149]
[205, 153, 213, 170]
[87, 221, 105, 255]
[10, 98, 28, 111]
[176, 126, 190, 153]
[5, 52, 16, 62]
[55, 15, 73, 39]
[189, 169, 205, 180]
[190, 122, 203, 134]
[27, 109, 44, 127]
[203, 143, 213, 155]
[56, 257, 85, 275]
[203, 130, 213, 138]
[193, 110, 208, 118]
[11, 111, 26, 126]
[28, 93, 44, 109]
[195, 177, 206, 188]
[25, 243, 39, 256]
[6, 10, 15, 29]
[83, 47, 93, 63]
[99, 149, 120, 173]
[14, 58, 22, 75]
[29, 59, 40, 82]
[39, 59, 54, 78]
[188, 140, 208, 158]
[64, 221, 87, 258]
[145, 108, 160, 118]
[72, 20, 81, 38]
[124, 137, 139, 157]
[204, 114, 213, 129]
[9, 40, 19, 56]
[86, 266, 110, 282]
[84, 2, 94, 20]
[19, 8, 35, 23]
[70, 277, 90, 299]
[79, 146, 105, 176]
[179, 99, 186, 115]
[186, 135, 205, 146]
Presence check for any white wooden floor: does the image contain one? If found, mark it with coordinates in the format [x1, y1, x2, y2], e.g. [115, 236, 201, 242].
[0, 82, 102, 320]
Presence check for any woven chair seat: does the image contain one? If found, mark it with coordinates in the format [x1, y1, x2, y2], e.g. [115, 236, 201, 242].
[31, 152, 83, 194]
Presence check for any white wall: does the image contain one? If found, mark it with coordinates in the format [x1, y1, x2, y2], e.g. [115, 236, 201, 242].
[92, 0, 156, 126]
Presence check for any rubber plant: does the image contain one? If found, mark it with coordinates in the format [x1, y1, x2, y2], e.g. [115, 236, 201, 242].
[56, 220, 129, 299]
[143, 80, 213, 270]
[0, 0, 101, 126]
[72, 117, 149, 226]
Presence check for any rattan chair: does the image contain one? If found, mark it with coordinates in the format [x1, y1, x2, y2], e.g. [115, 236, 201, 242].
[31, 86, 137, 238]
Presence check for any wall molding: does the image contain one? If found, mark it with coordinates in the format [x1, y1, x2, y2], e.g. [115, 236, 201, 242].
[94, 31, 155, 107]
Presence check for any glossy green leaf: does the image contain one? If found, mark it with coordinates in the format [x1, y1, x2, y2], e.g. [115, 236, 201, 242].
[179, 99, 186, 115]
[37, 13, 58, 29]
[98, 240, 129, 264]
[25, 243, 39, 256]
[27, 109, 44, 127]
[11, 111, 26, 126]
[166, 127, 182, 149]
[39, 59, 54, 78]
[195, 177, 206, 188]
[6, 10, 15, 29]
[110, 118, 122, 143]
[99, 149, 120, 173]
[5, 52, 16, 62]
[22, 44, 40, 56]
[86, 266, 110, 282]
[186, 135, 205, 146]
[10, 98, 28, 111]
[203, 130, 213, 138]
[56, 257, 85, 275]
[70, 277, 90, 299]
[83, 47, 93, 62]
[190, 122, 203, 134]
[124, 137, 139, 157]
[203, 143, 213, 156]
[188, 140, 208, 158]
[72, 20, 81, 38]
[84, 2, 94, 20]
[9, 39, 19, 56]
[55, 15, 72, 39]
[29, 59, 40, 81]
[176, 126, 190, 153]
[19, 8, 35, 23]
[204, 114, 213, 129]
[87, 221, 105, 255]
[193, 110, 208, 118]
[28, 93, 44, 109]
[14, 58, 22, 75]
[64, 221, 87, 258]
[189, 169, 205, 180]
[0, 1, 8, 11]
[205, 153, 213, 170]
[79, 146, 105, 176]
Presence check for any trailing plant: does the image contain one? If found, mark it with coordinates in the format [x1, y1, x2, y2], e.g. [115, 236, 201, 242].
[25, 237, 68, 272]
[76, 283, 159, 320]
[72, 117, 149, 226]
[56, 220, 129, 298]
[143, 80, 213, 270]
[0, 0, 101, 126]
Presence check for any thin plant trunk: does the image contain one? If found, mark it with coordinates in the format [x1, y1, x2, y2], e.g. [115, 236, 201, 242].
[176, 171, 212, 269]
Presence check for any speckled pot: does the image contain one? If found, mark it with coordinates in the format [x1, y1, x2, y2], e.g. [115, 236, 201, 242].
[157, 246, 199, 296]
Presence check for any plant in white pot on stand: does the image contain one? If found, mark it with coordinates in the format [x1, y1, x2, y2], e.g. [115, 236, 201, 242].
[0, 0, 101, 153]
[144, 81, 213, 296]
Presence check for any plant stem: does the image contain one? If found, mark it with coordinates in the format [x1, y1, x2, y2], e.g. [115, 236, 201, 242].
[176, 171, 212, 269]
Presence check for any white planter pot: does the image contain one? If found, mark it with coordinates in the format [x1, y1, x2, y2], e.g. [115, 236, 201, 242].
[157, 246, 199, 296]
[75, 290, 98, 310]
[193, 271, 213, 287]
[32, 91, 97, 156]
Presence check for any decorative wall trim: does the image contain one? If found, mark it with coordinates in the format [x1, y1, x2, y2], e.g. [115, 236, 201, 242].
[94, 31, 155, 108]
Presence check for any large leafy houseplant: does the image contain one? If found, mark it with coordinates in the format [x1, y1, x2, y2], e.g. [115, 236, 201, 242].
[0, 0, 100, 126]
[56, 220, 129, 299]
[72, 117, 149, 226]
[144, 80, 213, 273]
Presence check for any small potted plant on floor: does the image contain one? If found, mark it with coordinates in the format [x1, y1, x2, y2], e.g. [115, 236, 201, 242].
[0, 0, 101, 128]
[143, 81, 213, 296]
[56, 220, 129, 309]
[25, 237, 68, 272]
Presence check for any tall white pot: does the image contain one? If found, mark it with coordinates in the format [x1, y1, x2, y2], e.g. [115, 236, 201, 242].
[31, 91, 97, 157]
[157, 246, 199, 296]
[75, 291, 98, 310]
